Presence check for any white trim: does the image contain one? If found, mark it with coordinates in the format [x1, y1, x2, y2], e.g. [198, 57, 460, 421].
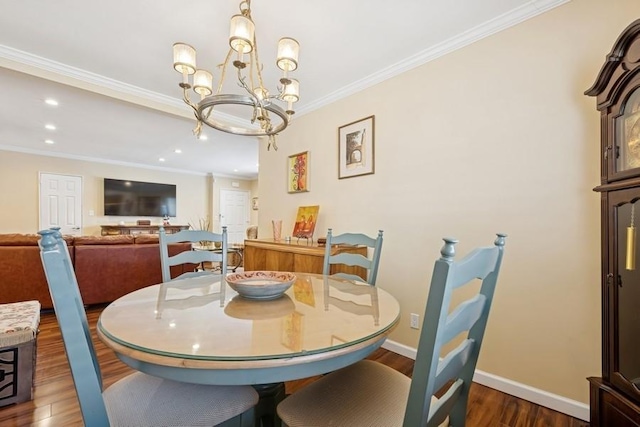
[382, 338, 418, 360]
[0, 145, 259, 179]
[473, 369, 590, 421]
[0, 145, 210, 176]
[296, 0, 570, 116]
[381, 339, 589, 422]
[0, 44, 183, 108]
[0, 0, 569, 121]
[0, 45, 250, 129]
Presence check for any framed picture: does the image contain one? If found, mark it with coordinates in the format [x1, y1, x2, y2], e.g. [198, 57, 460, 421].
[287, 151, 309, 193]
[251, 197, 259, 210]
[338, 115, 375, 179]
[292, 205, 319, 240]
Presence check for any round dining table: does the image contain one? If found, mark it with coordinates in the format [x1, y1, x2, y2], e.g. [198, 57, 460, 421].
[97, 272, 400, 386]
[97, 272, 400, 426]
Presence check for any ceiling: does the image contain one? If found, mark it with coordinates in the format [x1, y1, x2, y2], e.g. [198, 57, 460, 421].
[0, 0, 563, 179]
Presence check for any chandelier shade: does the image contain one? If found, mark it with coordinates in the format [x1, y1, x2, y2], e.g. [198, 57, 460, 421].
[172, 43, 196, 76]
[229, 14, 255, 54]
[172, 0, 300, 150]
[277, 37, 299, 73]
[193, 70, 213, 98]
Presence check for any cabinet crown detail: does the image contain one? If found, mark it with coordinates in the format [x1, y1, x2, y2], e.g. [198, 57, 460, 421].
[586, 20, 640, 107]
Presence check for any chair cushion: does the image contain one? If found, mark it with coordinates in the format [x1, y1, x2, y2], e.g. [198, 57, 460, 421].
[104, 372, 258, 426]
[277, 360, 447, 427]
[0, 300, 41, 347]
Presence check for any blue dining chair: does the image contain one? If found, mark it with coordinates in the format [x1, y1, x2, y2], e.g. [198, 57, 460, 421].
[38, 228, 258, 427]
[278, 234, 507, 427]
[323, 276, 380, 326]
[155, 274, 226, 319]
[322, 228, 384, 285]
[159, 226, 228, 282]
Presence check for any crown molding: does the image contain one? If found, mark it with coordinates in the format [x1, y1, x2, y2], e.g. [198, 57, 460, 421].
[0, 144, 259, 179]
[0, 44, 183, 108]
[0, 0, 569, 120]
[296, 0, 569, 115]
[0, 45, 250, 128]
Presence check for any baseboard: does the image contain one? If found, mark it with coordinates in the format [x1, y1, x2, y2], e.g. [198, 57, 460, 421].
[381, 340, 590, 422]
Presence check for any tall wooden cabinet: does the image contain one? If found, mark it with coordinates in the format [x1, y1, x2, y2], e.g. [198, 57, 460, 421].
[586, 19, 640, 427]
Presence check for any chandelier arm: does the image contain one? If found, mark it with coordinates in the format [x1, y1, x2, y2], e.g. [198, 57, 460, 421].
[234, 67, 265, 126]
[248, 51, 257, 94]
[202, 105, 213, 121]
[181, 87, 199, 112]
[250, 31, 267, 91]
[193, 118, 203, 138]
[273, 82, 288, 101]
[236, 66, 257, 100]
[267, 135, 278, 151]
[217, 49, 235, 95]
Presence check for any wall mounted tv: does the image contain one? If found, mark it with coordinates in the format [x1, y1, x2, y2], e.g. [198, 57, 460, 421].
[103, 178, 176, 217]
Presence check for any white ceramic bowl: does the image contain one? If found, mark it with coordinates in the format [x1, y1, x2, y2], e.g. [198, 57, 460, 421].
[226, 271, 296, 300]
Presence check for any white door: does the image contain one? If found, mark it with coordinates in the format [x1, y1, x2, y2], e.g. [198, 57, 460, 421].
[39, 173, 83, 236]
[220, 189, 250, 244]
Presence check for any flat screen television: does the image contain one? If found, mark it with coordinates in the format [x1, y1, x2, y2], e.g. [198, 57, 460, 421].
[104, 178, 176, 217]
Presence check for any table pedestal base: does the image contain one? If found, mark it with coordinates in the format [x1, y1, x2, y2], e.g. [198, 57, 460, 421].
[253, 382, 285, 427]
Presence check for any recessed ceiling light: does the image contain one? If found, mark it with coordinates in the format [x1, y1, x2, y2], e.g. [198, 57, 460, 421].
[234, 169, 239, 172]
[159, 158, 166, 162]
[198, 134, 208, 141]
[45, 124, 56, 130]
[45, 98, 59, 106]
[174, 149, 182, 154]
[44, 139, 55, 144]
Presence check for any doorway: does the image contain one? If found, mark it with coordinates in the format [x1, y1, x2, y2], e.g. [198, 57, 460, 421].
[39, 173, 83, 236]
[220, 189, 250, 244]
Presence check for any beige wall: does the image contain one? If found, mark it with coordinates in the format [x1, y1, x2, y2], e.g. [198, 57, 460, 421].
[257, 0, 640, 404]
[0, 150, 257, 235]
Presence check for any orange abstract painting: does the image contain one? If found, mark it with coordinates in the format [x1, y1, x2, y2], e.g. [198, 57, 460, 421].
[292, 205, 319, 240]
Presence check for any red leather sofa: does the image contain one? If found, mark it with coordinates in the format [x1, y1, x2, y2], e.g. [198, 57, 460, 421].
[0, 233, 192, 309]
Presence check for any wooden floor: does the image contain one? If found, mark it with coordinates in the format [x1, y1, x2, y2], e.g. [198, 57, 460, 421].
[0, 306, 589, 427]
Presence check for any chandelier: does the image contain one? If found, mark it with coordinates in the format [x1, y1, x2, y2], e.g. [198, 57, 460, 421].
[172, 0, 300, 151]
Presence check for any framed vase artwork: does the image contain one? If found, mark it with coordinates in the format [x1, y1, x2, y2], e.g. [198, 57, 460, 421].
[338, 115, 375, 179]
[287, 151, 309, 193]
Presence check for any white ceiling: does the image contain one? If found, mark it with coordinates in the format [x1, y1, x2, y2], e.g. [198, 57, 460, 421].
[0, 0, 565, 179]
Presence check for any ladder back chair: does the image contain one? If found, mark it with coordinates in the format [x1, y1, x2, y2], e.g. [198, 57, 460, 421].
[322, 228, 383, 285]
[159, 226, 228, 282]
[323, 276, 380, 326]
[155, 274, 226, 319]
[278, 233, 507, 427]
[38, 228, 258, 427]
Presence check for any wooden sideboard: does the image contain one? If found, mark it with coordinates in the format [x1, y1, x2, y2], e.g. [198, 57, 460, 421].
[100, 225, 189, 236]
[244, 238, 368, 279]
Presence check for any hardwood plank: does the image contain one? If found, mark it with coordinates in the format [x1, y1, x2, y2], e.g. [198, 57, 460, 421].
[0, 306, 589, 426]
